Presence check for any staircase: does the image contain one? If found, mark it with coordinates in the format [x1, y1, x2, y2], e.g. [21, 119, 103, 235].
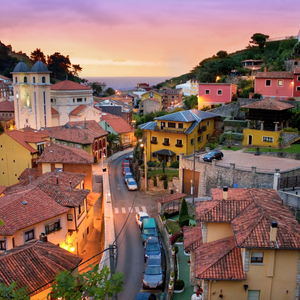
[281, 132, 300, 147]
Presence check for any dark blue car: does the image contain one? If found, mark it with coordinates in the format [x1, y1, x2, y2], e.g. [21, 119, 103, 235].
[144, 236, 161, 261]
[143, 255, 164, 289]
[203, 150, 224, 162]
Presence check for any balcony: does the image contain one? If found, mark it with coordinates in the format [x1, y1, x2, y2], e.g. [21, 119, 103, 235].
[162, 142, 170, 146]
[154, 126, 186, 134]
[151, 140, 158, 144]
[175, 144, 183, 147]
[198, 125, 206, 133]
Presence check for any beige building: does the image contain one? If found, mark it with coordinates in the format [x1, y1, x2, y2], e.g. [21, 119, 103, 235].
[185, 188, 300, 300]
[139, 98, 161, 114]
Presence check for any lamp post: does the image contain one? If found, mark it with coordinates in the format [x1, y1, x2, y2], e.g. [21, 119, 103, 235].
[102, 153, 106, 172]
[140, 141, 148, 191]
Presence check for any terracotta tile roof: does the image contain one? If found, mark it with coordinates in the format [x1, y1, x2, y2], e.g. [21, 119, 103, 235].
[232, 197, 300, 249]
[0, 240, 82, 295]
[0, 186, 5, 195]
[195, 236, 246, 280]
[51, 80, 92, 91]
[101, 114, 133, 134]
[241, 98, 295, 110]
[255, 71, 294, 79]
[294, 68, 300, 74]
[66, 120, 108, 137]
[183, 226, 202, 251]
[51, 107, 59, 115]
[155, 193, 186, 204]
[38, 143, 94, 164]
[69, 105, 88, 115]
[0, 100, 14, 112]
[18, 168, 39, 181]
[0, 75, 10, 81]
[211, 188, 254, 201]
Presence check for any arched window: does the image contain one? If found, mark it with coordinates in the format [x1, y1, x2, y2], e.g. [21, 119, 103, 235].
[99, 140, 102, 149]
[42, 76, 46, 83]
[24, 76, 27, 83]
[33, 77, 36, 84]
[103, 139, 106, 147]
[94, 141, 98, 150]
[15, 77, 18, 84]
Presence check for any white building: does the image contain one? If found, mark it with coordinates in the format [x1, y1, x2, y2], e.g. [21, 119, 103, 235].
[176, 79, 198, 96]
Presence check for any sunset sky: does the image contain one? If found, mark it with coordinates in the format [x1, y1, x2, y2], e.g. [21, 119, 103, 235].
[1, 0, 299, 77]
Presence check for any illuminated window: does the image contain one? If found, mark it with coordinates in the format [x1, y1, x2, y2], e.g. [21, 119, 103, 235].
[278, 80, 283, 86]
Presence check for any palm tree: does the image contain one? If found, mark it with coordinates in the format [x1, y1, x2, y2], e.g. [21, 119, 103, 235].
[226, 132, 232, 148]
[277, 137, 284, 149]
[107, 133, 120, 150]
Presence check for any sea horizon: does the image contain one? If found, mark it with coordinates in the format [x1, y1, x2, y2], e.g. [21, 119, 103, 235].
[84, 76, 171, 91]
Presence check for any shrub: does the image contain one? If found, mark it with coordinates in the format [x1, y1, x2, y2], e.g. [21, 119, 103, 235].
[164, 179, 168, 189]
[253, 93, 262, 99]
[170, 161, 179, 168]
[288, 97, 296, 101]
[170, 232, 183, 245]
[147, 161, 156, 167]
[284, 127, 298, 132]
[153, 176, 157, 186]
[179, 198, 189, 227]
[231, 93, 238, 101]
[159, 174, 168, 180]
[171, 271, 175, 277]
[155, 162, 160, 167]
[148, 167, 152, 171]
[174, 279, 185, 290]
[163, 216, 166, 221]
[163, 212, 169, 219]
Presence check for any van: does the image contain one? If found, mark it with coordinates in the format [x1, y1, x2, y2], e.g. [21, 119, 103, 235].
[142, 218, 158, 243]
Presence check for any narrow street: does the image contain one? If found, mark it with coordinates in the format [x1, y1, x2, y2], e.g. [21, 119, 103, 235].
[109, 155, 161, 300]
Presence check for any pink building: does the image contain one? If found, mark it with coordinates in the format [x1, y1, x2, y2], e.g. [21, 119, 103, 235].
[198, 83, 237, 109]
[293, 68, 300, 98]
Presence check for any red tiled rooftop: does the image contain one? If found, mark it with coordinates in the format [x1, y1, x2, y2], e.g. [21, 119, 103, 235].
[183, 226, 202, 251]
[38, 143, 94, 164]
[0, 100, 14, 112]
[101, 114, 134, 134]
[0, 74, 10, 81]
[51, 107, 59, 115]
[69, 105, 88, 115]
[242, 98, 295, 110]
[294, 68, 300, 74]
[195, 236, 246, 281]
[155, 193, 186, 204]
[51, 80, 91, 91]
[255, 71, 294, 79]
[0, 240, 82, 295]
[0, 186, 6, 195]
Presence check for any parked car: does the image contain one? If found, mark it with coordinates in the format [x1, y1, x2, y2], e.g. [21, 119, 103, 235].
[134, 293, 156, 300]
[144, 236, 161, 261]
[124, 172, 134, 184]
[136, 212, 149, 229]
[143, 255, 163, 289]
[127, 178, 138, 191]
[124, 155, 130, 160]
[203, 150, 224, 162]
[122, 159, 130, 167]
[142, 218, 158, 244]
[129, 153, 133, 160]
[123, 167, 131, 175]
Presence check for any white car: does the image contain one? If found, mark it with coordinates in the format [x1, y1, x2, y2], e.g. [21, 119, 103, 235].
[126, 178, 138, 191]
[124, 172, 134, 184]
[135, 212, 149, 229]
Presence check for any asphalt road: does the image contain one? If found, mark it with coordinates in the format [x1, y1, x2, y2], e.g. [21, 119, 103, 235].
[110, 155, 158, 300]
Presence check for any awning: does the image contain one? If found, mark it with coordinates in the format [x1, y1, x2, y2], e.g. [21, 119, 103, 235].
[152, 149, 176, 156]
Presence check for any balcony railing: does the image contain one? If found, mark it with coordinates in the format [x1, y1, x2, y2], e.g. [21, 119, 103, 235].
[154, 126, 186, 133]
[198, 125, 207, 133]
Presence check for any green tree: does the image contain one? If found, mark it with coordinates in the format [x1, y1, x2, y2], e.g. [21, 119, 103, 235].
[0, 282, 29, 300]
[250, 33, 269, 50]
[226, 132, 232, 148]
[134, 127, 143, 140]
[179, 198, 189, 227]
[47, 52, 71, 80]
[48, 264, 124, 300]
[30, 48, 46, 64]
[173, 107, 185, 112]
[106, 87, 115, 96]
[184, 95, 198, 109]
[71, 64, 82, 77]
[107, 133, 120, 149]
[294, 43, 300, 58]
[91, 82, 102, 96]
[277, 137, 284, 149]
[216, 50, 228, 59]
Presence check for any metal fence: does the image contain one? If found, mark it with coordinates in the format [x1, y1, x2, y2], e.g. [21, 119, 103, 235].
[280, 176, 300, 190]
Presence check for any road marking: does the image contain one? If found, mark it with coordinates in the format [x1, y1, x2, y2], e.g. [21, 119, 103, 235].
[115, 208, 119, 214]
[122, 207, 126, 214]
[117, 184, 120, 190]
[142, 206, 147, 212]
[135, 207, 139, 212]
[128, 207, 132, 213]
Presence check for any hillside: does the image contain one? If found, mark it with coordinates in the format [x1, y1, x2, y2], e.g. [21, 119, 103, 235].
[155, 36, 299, 88]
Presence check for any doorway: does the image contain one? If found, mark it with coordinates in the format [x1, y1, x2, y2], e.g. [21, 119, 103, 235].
[248, 135, 253, 145]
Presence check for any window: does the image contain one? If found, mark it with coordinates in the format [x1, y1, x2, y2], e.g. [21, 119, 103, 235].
[251, 252, 263, 264]
[168, 122, 176, 128]
[24, 76, 27, 83]
[73, 99, 75, 103]
[207, 120, 210, 126]
[178, 123, 183, 129]
[12, 237, 15, 248]
[78, 201, 85, 217]
[297, 86, 300, 91]
[191, 138, 195, 145]
[176, 139, 183, 147]
[84, 98, 86, 102]
[176, 155, 179, 161]
[263, 136, 273, 143]
[149, 92, 154, 98]
[24, 229, 35, 242]
[15, 77, 18, 84]
[151, 136, 157, 143]
[278, 80, 283, 86]
[295, 62, 299, 66]
[205, 90, 210, 94]
[42, 76, 46, 83]
[206, 134, 210, 140]
[198, 136, 203, 143]
[45, 220, 61, 234]
[75, 144, 81, 148]
[70, 143, 73, 147]
[67, 214, 73, 221]
[62, 142, 67, 146]
[0, 240, 6, 250]
[247, 290, 260, 300]
[33, 77, 36, 84]
[51, 98, 53, 103]
[37, 144, 44, 154]
[266, 79, 271, 86]
[77, 98, 83, 102]
[163, 138, 170, 145]
[298, 76, 300, 81]
[217, 89, 222, 95]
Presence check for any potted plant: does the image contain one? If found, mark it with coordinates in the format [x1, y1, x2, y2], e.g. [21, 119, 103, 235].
[168, 229, 172, 237]
[170, 271, 175, 281]
[163, 215, 166, 224]
[172, 247, 175, 256]
[187, 260, 190, 266]
[168, 280, 173, 290]
[174, 279, 185, 293]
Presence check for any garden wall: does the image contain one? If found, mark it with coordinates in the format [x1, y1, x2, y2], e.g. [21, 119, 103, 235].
[139, 174, 180, 193]
[245, 151, 300, 160]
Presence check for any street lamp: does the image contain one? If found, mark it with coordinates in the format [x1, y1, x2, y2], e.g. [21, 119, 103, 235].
[102, 153, 106, 172]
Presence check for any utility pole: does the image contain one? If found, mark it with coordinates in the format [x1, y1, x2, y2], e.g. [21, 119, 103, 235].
[144, 139, 148, 191]
[109, 244, 117, 300]
[192, 130, 196, 205]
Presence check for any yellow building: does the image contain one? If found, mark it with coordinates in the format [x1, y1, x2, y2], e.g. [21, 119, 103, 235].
[185, 188, 300, 300]
[0, 130, 49, 186]
[139, 109, 219, 166]
[141, 90, 162, 102]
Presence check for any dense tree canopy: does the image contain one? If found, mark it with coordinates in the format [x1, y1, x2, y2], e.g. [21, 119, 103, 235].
[250, 33, 270, 49]
[47, 52, 71, 80]
[184, 95, 198, 109]
[30, 48, 46, 64]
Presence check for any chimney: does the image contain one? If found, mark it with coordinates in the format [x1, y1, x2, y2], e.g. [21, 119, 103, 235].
[270, 221, 278, 242]
[69, 181, 72, 192]
[39, 232, 48, 242]
[56, 175, 59, 185]
[264, 67, 267, 73]
[223, 186, 228, 200]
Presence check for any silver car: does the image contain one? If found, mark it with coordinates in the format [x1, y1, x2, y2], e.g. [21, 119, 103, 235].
[126, 178, 138, 191]
[143, 255, 163, 289]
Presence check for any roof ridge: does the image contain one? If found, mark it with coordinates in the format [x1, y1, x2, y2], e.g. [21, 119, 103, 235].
[0, 240, 39, 260]
[189, 110, 201, 122]
[179, 111, 188, 122]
